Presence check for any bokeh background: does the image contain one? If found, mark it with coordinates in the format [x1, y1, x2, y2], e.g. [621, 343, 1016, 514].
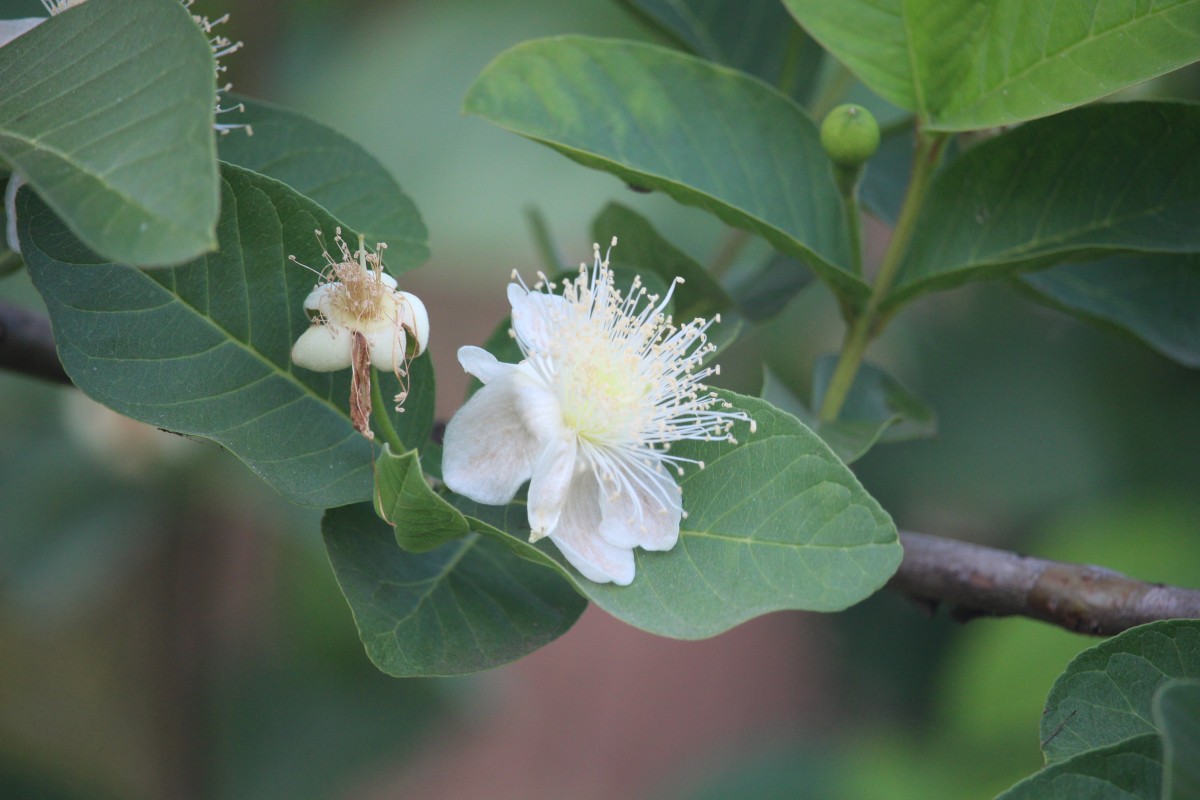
[1, 1, 1198, 798]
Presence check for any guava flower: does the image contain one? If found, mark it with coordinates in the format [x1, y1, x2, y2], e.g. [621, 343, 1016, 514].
[442, 240, 753, 586]
[291, 229, 429, 439]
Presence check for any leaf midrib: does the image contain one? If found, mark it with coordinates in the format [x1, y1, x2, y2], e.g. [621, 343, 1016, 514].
[941, 1, 1200, 121]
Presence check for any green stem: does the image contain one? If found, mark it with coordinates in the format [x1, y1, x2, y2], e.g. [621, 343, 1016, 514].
[833, 164, 865, 276]
[818, 130, 947, 423]
[371, 369, 406, 453]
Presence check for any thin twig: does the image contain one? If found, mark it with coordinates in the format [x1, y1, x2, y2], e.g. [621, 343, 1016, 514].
[889, 531, 1200, 636]
[0, 300, 70, 385]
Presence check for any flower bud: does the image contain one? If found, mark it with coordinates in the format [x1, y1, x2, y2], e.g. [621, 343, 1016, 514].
[820, 104, 880, 167]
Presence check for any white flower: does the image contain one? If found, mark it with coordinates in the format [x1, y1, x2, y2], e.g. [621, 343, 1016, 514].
[290, 229, 429, 437]
[442, 239, 753, 586]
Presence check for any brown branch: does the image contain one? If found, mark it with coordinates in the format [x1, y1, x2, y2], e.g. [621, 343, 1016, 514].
[0, 300, 71, 385]
[889, 531, 1200, 636]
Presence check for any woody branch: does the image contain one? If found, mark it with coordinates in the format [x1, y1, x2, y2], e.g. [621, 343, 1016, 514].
[1, 311, 1197, 635]
[889, 531, 1200, 635]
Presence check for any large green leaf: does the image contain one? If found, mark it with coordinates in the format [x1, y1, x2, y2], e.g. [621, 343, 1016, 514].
[22, 164, 433, 508]
[618, 0, 823, 103]
[995, 734, 1163, 800]
[886, 102, 1200, 310]
[375, 446, 471, 553]
[1020, 254, 1200, 369]
[1041, 620, 1200, 764]
[1155, 680, 1200, 800]
[464, 36, 868, 305]
[783, 0, 1200, 131]
[322, 503, 586, 677]
[0, 0, 219, 265]
[454, 391, 901, 639]
[591, 201, 732, 319]
[217, 96, 429, 272]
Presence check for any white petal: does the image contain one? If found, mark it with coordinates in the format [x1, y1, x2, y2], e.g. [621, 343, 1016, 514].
[380, 272, 399, 290]
[442, 372, 543, 505]
[302, 284, 334, 314]
[291, 324, 352, 371]
[527, 433, 577, 539]
[509, 284, 569, 352]
[396, 290, 429, 356]
[547, 470, 636, 586]
[457, 346, 514, 385]
[514, 361, 567, 442]
[364, 326, 405, 372]
[597, 458, 682, 551]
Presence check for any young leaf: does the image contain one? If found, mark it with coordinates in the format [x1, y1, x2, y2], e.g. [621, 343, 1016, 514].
[618, 0, 823, 103]
[455, 391, 901, 639]
[217, 96, 429, 272]
[1041, 620, 1200, 764]
[762, 360, 935, 465]
[783, 0, 1200, 130]
[464, 36, 868, 307]
[375, 446, 471, 553]
[590, 202, 733, 319]
[1019, 254, 1200, 369]
[0, 0, 219, 266]
[1155, 680, 1200, 800]
[22, 165, 431, 508]
[322, 503, 586, 678]
[887, 102, 1200, 311]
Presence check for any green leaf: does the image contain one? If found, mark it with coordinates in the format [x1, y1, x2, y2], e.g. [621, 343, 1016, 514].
[375, 446, 471, 553]
[887, 103, 1200, 311]
[995, 734, 1163, 800]
[454, 391, 901, 639]
[727, 251, 812, 322]
[994, 621, 1200, 800]
[783, 0, 1200, 130]
[1019, 254, 1200, 369]
[217, 96, 429, 272]
[0, 0, 219, 265]
[591, 201, 732, 319]
[761, 359, 934, 464]
[322, 503, 586, 677]
[618, 0, 823, 103]
[1155, 680, 1200, 800]
[22, 164, 431, 508]
[464, 36, 868, 306]
[1041, 620, 1200, 764]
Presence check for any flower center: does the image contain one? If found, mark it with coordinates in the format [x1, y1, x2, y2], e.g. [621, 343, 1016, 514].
[555, 326, 651, 444]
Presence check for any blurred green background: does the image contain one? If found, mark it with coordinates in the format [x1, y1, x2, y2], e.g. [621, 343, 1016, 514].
[1, 1, 1198, 798]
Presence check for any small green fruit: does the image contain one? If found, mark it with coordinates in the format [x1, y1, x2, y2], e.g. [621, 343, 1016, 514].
[820, 104, 881, 167]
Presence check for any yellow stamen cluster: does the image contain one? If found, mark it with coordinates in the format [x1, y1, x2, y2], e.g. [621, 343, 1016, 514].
[295, 229, 394, 330]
